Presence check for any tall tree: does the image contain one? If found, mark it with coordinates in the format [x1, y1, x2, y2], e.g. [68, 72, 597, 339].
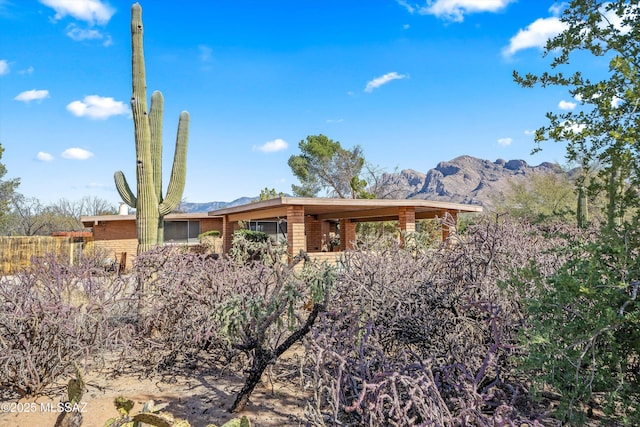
[0, 142, 20, 234]
[514, 0, 640, 226]
[288, 134, 367, 198]
[8, 196, 55, 236]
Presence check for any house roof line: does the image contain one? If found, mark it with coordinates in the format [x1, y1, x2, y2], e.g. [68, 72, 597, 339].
[207, 196, 482, 218]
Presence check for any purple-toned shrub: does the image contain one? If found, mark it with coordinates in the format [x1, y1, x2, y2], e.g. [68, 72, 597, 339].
[0, 252, 134, 397]
[132, 239, 334, 412]
[305, 215, 572, 426]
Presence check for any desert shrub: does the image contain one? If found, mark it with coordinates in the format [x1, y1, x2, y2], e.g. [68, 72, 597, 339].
[133, 241, 334, 412]
[230, 229, 272, 263]
[517, 220, 640, 425]
[305, 214, 568, 426]
[198, 230, 221, 238]
[0, 252, 134, 397]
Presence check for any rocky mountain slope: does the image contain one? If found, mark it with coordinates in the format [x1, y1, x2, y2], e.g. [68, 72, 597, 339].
[386, 155, 566, 209]
[180, 156, 568, 212]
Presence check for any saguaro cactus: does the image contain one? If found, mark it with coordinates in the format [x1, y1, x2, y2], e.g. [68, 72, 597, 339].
[114, 3, 189, 254]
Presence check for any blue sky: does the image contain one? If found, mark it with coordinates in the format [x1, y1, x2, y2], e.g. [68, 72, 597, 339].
[0, 0, 601, 205]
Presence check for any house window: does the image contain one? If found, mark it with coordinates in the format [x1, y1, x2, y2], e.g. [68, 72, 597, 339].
[164, 220, 201, 243]
[247, 220, 287, 243]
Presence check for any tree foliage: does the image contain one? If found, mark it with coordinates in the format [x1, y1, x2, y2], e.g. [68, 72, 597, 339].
[258, 187, 283, 201]
[513, 3, 640, 422]
[517, 222, 640, 425]
[0, 143, 20, 234]
[288, 134, 370, 198]
[514, 0, 640, 226]
[493, 171, 578, 223]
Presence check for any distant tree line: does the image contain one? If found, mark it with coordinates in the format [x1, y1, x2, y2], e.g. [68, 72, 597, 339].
[0, 141, 117, 236]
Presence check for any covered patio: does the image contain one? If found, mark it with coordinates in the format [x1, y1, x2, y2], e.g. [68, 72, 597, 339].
[209, 197, 483, 259]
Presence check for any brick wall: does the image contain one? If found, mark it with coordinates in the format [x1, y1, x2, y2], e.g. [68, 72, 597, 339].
[90, 217, 223, 270]
[287, 206, 306, 258]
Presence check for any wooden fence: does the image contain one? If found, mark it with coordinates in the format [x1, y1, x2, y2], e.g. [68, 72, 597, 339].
[0, 236, 91, 274]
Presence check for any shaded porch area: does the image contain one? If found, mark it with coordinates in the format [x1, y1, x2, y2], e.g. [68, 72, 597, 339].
[209, 197, 483, 260]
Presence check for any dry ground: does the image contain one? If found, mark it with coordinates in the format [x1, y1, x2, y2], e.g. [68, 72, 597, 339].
[0, 351, 309, 427]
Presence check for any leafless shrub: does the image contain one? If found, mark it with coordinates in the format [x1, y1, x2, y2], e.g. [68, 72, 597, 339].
[132, 240, 334, 412]
[305, 214, 575, 426]
[0, 252, 135, 398]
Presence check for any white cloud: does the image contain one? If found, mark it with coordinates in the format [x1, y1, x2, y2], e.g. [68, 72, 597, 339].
[599, 3, 635, 34]
[365, 72, 407, 92]
[199, 45, 213, 62]
[255, 138, 288, 153]
[326, 118, 345, 124]
[396, 0, 416, 14]
[524, 129, 536, 136]
[548, 2, 566, 17]
[403, 23, 410, 30]
[611, 96, 623, 108]
[0, 59, 8, 76]
[66, 95, 128, 119]
[19, 66, 34, 75]
[503, 17, 568, 57]
[14, 89, 50, 102]
[558, 99, 577, 110]
[61, 147, 94, 160]
[497, 137, 513, 146]
[561, 120, 586, 134]
[36, 152, 54, 162]
[66, 23, 110, 45]
[39, 0, 115, 26]
[399, 0, 515, 22]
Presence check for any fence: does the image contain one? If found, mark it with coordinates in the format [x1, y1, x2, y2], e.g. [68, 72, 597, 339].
[0, 235, 91, 274]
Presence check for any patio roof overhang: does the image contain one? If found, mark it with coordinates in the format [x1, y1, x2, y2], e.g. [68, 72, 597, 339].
[207, 196, 482, 222]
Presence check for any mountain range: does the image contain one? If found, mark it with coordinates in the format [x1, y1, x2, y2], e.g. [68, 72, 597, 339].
[179, 155, 567, 213]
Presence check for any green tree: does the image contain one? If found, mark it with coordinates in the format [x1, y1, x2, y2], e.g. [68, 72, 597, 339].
[288, 134, 368, 198]
[258, 187, 283, 201]
[513, 2, 640, 422]
[0, 143, 20, 234]
[514, 0, 640, 227]
[493, 171, 577, 223]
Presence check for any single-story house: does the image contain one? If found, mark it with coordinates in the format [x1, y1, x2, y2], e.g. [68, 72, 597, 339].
[82, 197, 482, 269]
[208, 197, 483, 261]
[81, 212, 224, 269]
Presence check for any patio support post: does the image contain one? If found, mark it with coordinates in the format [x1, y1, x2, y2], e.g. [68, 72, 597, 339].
[339, 219, 356, 251]
[442, 210, 458, 241]
[305, 216, 323, 252]
[222, 215, 236, 253]
[398, 206, 416, 247]
[287, 205, 306, 259]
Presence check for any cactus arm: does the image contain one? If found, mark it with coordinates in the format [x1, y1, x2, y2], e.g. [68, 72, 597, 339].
[158, 111, 189, 216]
[114, 171, 137, 208]
[131, 2, 159, 253]
[149, 90, 164, 203]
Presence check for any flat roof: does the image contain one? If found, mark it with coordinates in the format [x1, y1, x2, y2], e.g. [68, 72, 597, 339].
[81, 212, 218, 226]
[208, 197, 482, 222]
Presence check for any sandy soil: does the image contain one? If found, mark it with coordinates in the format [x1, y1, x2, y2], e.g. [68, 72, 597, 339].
[0, 355, 309, 427]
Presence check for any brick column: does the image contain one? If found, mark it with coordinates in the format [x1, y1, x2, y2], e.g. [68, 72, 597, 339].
[222, 215, 236, 254]
[339, 219, 356, 251]
[287, 205, 306, 258]
[442, 210, 458, 241]
[398, 207, 416, 247]
[305, 216, 323, 252]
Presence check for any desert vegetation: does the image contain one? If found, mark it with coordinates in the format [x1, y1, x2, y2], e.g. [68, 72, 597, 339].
[1, 212, 638, 426]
